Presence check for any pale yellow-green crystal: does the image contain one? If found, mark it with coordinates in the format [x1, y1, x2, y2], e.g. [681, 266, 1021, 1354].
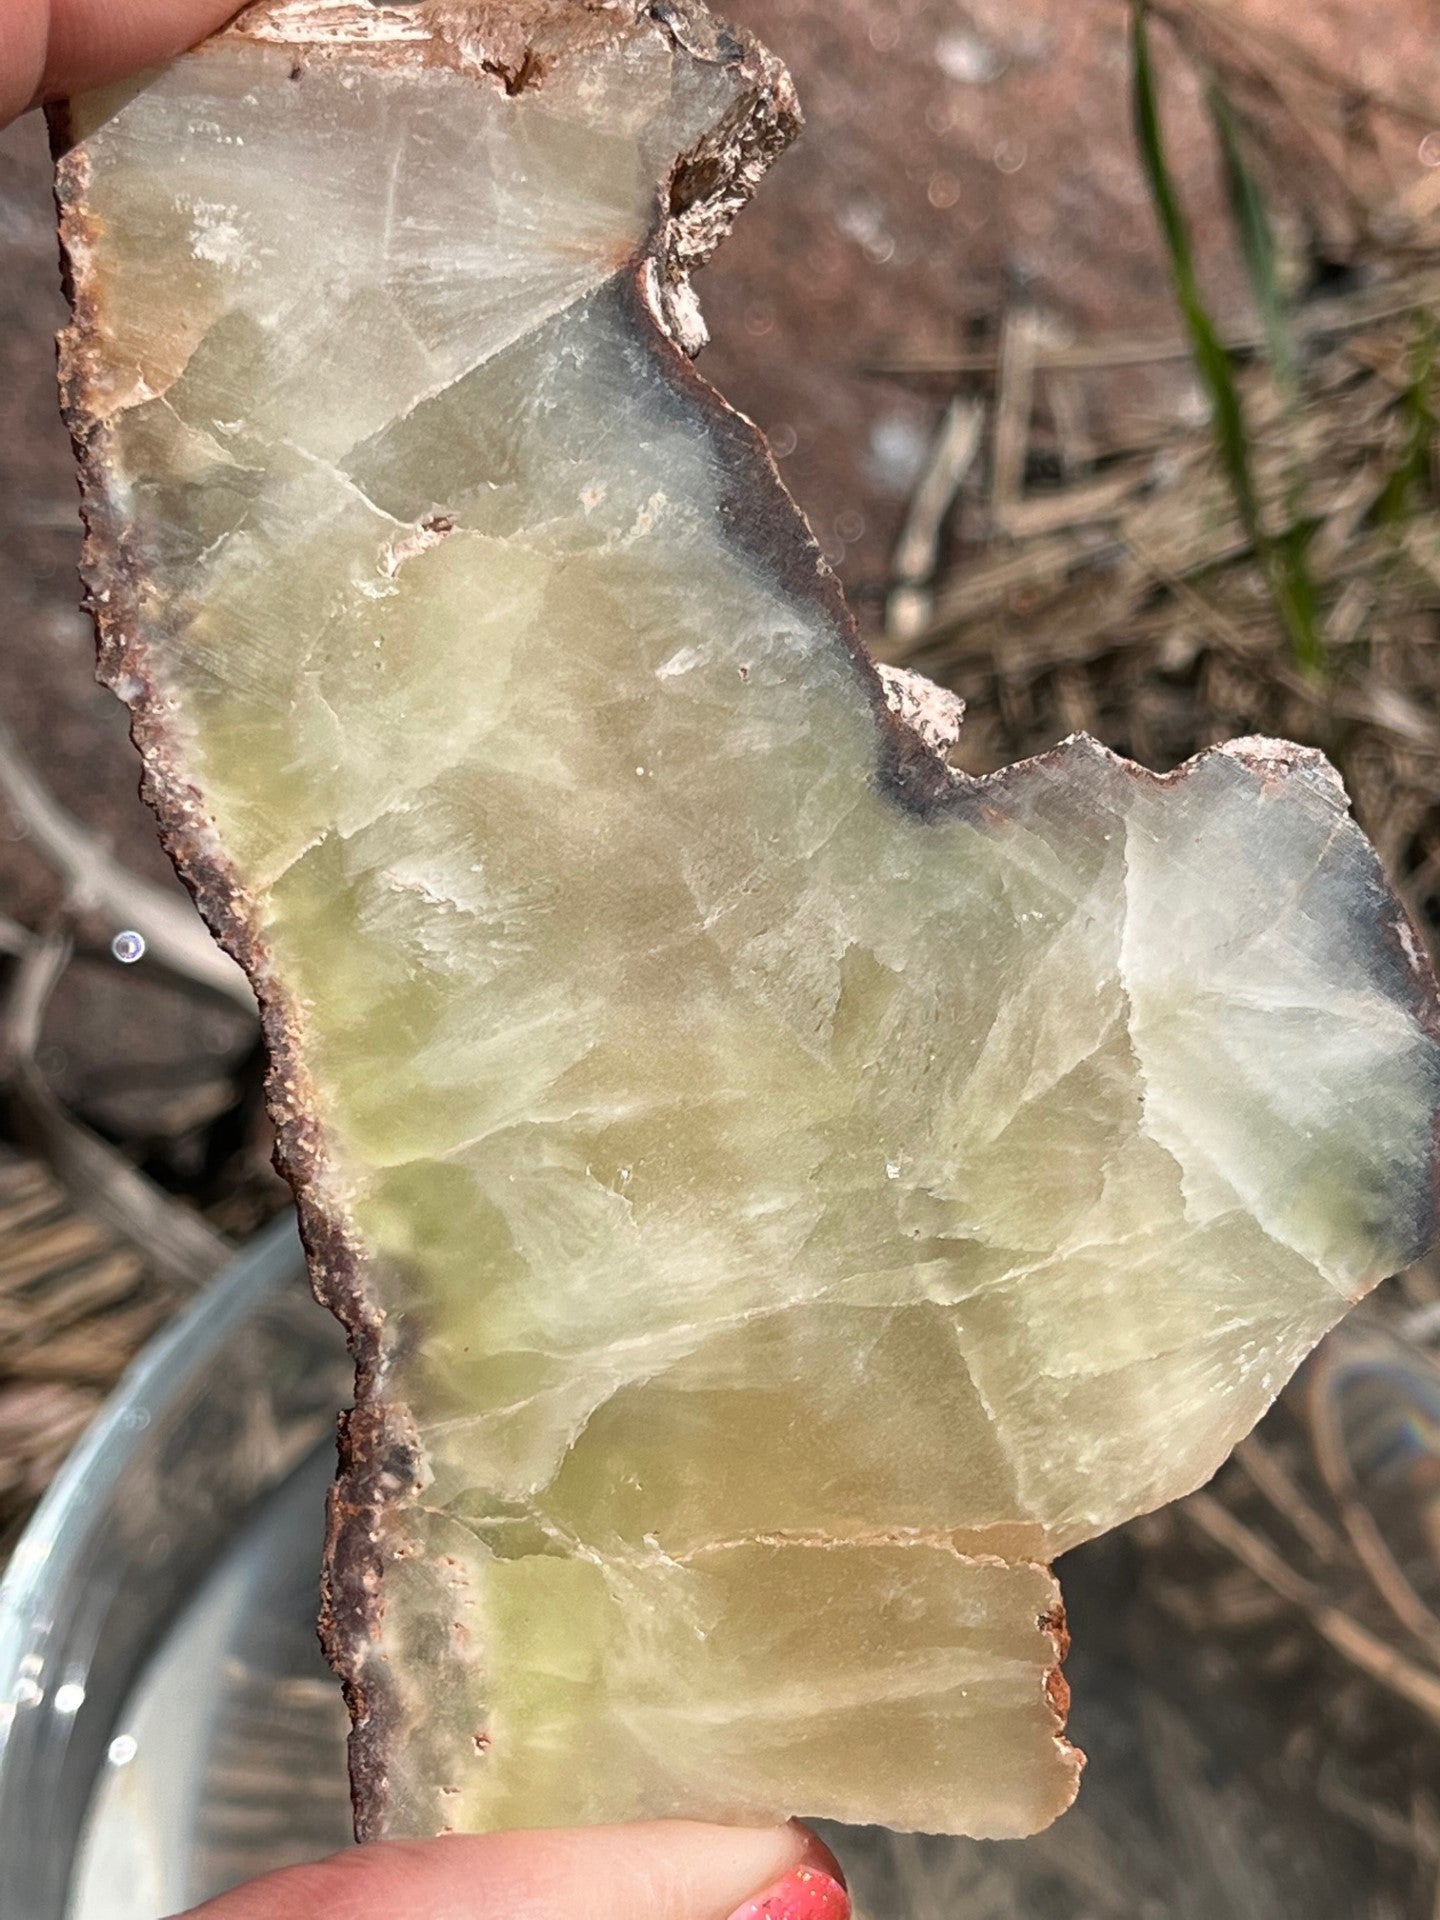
[61, 2, 1440, 1841]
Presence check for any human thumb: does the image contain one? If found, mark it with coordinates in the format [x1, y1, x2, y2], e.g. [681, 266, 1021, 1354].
[176, 1818, 849, 1920]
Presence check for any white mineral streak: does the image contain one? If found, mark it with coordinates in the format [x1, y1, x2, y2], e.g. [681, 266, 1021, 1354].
[62, 2, 1440, 1845]
[877, 663, 966, 759]
[235, 1, 431, 44]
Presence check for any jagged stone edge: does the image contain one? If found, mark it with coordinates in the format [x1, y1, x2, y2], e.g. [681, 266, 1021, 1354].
[950, 729, 1440, 1260]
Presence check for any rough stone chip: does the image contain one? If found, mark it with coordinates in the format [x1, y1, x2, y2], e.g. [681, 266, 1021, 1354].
[52, 0, 1440, 1843]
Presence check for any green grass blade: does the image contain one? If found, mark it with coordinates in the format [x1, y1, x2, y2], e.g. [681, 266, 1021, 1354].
[1132, 4, 1262, 545]
[1272, 524, 1325, 671]
[1131, 2, 1325, 672]
[1208, 79, 1296, 393]
[1377, 314, 1437, 527]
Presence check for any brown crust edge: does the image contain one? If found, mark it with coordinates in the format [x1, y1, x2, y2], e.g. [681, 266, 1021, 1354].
[47, 103, 410, 1832]
[44, 0, 828, 1844]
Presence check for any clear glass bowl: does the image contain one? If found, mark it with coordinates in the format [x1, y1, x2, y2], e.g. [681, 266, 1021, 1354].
[0, 1222, 352, 1918]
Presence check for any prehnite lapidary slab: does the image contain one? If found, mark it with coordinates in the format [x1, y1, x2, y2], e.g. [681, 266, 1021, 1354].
[54, 0, 1440, 1845]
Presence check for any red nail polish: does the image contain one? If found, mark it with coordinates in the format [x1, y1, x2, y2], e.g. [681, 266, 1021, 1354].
[725, 1864, 851, 1920]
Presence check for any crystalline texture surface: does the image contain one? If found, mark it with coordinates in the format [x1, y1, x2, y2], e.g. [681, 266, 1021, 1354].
[56, 0, 1440, 1842]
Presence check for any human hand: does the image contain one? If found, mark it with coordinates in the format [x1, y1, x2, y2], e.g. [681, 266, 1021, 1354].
[1, 0, 243, 125]
[177, 1820, 849, 1920]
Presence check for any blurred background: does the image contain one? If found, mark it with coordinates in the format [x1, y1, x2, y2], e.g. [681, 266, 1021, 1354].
[4, 0, 1440, 1912]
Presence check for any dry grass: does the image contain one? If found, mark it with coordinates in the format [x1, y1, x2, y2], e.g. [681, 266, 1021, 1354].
[0, 1152, 177, 1551]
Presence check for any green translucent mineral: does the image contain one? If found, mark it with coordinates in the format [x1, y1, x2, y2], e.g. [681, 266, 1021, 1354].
[55, 0, 1440, 1843]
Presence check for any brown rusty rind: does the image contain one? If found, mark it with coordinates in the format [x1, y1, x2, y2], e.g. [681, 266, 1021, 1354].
[646, 3, 798, 355]
[49, 106, 413, 1832]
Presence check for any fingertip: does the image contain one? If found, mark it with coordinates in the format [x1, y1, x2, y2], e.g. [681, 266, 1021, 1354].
[39, 0, 244, 108]
[177, 1819, 829, 1920]
[0, 3, 47, 126]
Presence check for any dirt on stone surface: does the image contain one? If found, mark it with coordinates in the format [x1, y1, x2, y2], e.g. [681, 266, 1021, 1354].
[5, 2, 1440, 1913]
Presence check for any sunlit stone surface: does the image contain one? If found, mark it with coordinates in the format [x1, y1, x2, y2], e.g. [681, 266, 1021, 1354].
[56, 0, 1440, 1843]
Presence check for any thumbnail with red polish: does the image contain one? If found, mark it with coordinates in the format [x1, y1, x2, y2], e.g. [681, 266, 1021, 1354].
[725, 1863, 851, 1920]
